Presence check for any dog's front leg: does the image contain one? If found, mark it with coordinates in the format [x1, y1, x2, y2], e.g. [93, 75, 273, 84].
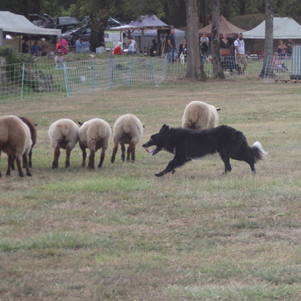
[155, 156, 188, 177]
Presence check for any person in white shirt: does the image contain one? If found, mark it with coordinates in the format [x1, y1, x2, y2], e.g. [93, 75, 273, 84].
[128, 38, 137, 54]
[234, 33, 247, 73]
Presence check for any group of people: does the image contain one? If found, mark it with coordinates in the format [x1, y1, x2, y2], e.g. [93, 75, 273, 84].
[74, 37, 91, 53]
[21, 36, 70, 57]
[199, 32, 247, 74]
[112, 36, 137, 55]
[22, 38, 51, 56]
[277, 39, 293, 58]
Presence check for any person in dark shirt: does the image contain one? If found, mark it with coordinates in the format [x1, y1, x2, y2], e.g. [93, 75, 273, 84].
[21, 39, 29, 53]
[150, 39, 157, 56]
[166, 28, 177, 62]
[31, 41, 41, 56]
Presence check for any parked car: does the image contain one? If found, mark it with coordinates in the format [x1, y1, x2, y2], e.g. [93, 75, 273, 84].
[62, 17, 122, 46]
[29, 13, 80, 33]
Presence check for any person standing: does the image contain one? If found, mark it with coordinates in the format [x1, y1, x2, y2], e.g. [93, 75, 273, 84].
[234, 33, 247, 74]
[55, 36, 69, 68]
[21, 39, 29, 53]
[82, 38, 91, 53]
[200, 33, 209, 57]
[75, 37, 82, 53]
[166, 28, 177, 62]
[30, 40, 41, 56]
[56, 36, 69, 55]
[128, 37, 137, 54]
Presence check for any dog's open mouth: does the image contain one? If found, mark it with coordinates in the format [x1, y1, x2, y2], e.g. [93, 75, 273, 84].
[143, 146, 161, 155]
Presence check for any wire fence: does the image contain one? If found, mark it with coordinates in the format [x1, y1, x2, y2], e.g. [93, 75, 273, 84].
[0, 57, 169, 101]
[260, 45, 301, 81]
[0, 55, 267, 101]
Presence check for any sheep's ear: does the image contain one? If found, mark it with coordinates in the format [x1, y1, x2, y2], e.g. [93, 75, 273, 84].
[143, 124, 145, 128]
[77, 121, 83, 126]
[216, 107, 221, 111]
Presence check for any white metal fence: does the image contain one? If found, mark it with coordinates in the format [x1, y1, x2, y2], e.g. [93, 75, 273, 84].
[0, 55, 263, 101]
[260, 45, 301, 81]
[0, 57, 169, 101]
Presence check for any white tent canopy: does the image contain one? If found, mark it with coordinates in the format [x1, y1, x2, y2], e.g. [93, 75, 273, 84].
[0, 11, 61, 36]
[243, 17, 301, 39]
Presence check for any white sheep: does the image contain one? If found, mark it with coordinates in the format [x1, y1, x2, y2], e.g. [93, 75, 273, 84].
[79, 118, 112, 168]
[48, 118, 79, 169]
[0, 115, 32, 177]
[181, 101, 220, 130]
[111, 113, 144, 163]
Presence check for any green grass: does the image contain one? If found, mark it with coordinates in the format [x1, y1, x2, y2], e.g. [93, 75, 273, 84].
[0, 78, 301, 300]
[42, 177, 150, 193]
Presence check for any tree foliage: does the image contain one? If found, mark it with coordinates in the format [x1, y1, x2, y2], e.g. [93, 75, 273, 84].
[1, 0, 301, 26]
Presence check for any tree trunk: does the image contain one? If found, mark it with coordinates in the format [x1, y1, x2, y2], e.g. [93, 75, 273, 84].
[211, 0, 225, 79]
[259, 0, 274, 78]
[199, 0, 209, 26]
[185, 0, 207, 80]
[239, 0, 246, 15]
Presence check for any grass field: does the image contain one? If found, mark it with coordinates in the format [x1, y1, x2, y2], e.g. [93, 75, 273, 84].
[1, 78, 301, 301]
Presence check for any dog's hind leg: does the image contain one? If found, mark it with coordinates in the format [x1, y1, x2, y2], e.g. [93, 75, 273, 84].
[232, 149, 256, 174]
[245, 155, 256, 174]
[219, 151, 232, 174]
[155, 156, 190, 177]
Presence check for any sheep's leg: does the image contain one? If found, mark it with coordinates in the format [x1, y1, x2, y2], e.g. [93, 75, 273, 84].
[121, 143, 126, 161]
[52, 146, 60, 169]
[6, 155, 13, 176]
[80, 145, 87, 167]
[11, 157, 15, 170]
[28, 149, 33, 168]
[130, 143, 135, 162]
[65, 147, 71, 168]
[88, 149, 95, 169]
[16, 155, 24, 177]
[126, 144, 131, 161]
[22, 153, 32, 176]
[98, 148, 105, 168]
[111, 143, 118, 163]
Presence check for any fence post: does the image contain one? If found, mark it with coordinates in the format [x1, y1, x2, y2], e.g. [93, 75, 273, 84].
[63, 62, 71, 96]
[127, 57, 133, 85]
[109, 57, 114, 89]
[91, 59, 97, 90]
[148, 58, 155, 84]
[20, 63, 25, 100]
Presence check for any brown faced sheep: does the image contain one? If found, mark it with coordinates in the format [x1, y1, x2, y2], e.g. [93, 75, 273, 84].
[0, 115, 32, 177]
[48, 118, 79, 169]
[111, 114, 143, 163]
[181, 101, 220, 130]
[79, 118, 112, 169]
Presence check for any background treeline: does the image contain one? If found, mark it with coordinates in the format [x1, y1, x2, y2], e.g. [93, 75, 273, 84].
[1, 0, 301, 29]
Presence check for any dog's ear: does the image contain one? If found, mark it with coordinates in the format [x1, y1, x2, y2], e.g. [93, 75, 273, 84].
[160, 124, 169, 132]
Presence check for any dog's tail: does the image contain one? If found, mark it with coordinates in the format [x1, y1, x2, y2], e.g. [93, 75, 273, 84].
[251, 141, 268, 162]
